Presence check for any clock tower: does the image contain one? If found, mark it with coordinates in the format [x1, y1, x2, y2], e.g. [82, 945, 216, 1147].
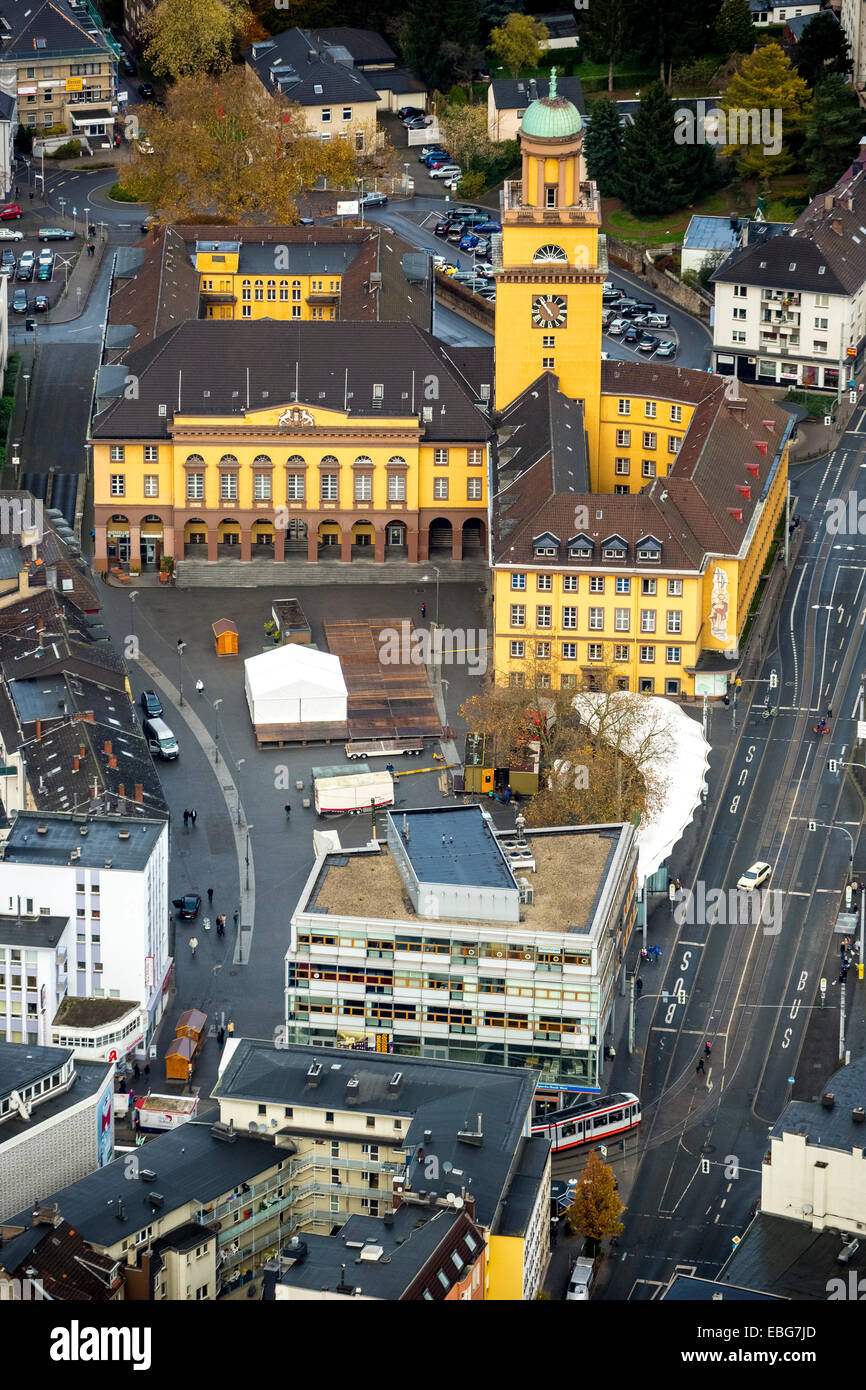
[493, 70, 605, 465]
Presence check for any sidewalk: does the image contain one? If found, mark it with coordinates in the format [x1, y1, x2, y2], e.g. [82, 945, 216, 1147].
[49, 239, 106, 324]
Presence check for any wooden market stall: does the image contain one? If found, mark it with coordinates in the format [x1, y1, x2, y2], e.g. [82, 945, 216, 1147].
[212, 619, 239, 656]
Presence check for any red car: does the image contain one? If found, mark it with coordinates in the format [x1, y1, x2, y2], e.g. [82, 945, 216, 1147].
[0, 206, 21, 221]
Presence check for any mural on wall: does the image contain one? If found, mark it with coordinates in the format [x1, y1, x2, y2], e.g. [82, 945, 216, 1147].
[97, 1083, 114, 1168]
[709, 565, 731, 645]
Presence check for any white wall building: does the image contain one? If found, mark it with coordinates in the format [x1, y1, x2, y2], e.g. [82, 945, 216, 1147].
[0, 812, 170, 1051]
[245, 644, 348, 729]
[748, 1, 820, 24]
[842, 0, 866, 90]
[712, 146, 866, 390]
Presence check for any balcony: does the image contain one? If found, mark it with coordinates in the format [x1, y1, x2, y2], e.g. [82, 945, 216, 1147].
[502, 180, 600, 225]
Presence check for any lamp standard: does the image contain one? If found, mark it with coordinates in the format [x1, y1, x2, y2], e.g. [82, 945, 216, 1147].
[176, 639, 186, 705]
[213, 698, 223, 765]
[421, 566, 441, 627]
[245, 825, 254, 891]
[235, 759, 245, 826]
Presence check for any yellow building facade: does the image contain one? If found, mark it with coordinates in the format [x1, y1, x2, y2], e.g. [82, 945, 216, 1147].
[195, 242, 343, 323]
[490, 79, 791, 699]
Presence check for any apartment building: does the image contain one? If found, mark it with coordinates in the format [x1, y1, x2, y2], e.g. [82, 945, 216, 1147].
[284, 804, 637, 1093]
[747, 0, 820, 23]
[244, 29, 379, 154]
[0, 811, 170, 1054]
[2, 1042, 550, 1298]
[841, 0, 866, 90]
[0, 0, 120, 146]
[712, 143, 866, 390]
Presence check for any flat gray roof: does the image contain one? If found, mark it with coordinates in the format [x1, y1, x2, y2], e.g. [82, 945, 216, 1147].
[4, 811, 165, 870]
[388, 805, 516, 890]
[770, 1054, 866, 1152]
[0, 912, 69, 949]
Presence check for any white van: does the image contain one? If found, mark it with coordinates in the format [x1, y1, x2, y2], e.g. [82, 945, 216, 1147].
[143, 716, 179, 760]
[565, 1256, 595, 1301]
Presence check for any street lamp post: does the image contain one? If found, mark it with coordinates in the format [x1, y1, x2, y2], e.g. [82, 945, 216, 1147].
[176, 639, 186, 705]
[213, 698, 223, 765]
[22, 374, 30, 411]
[807, 818, 854, 887]
[245, 825, 254, 891]
[421, 566, 441, 627]
[128, 589, 138, 644]
[57, 196, 66, 224]
[235, 760, 245, 826]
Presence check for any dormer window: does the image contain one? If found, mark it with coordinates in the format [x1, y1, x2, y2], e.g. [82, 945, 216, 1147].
[532, 531, 560, 558]
[567, 533, 592, 561]
[636, 535, 662, 564]
[601, 535, 627, 562]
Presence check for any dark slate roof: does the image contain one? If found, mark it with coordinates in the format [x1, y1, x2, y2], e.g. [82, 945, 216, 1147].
[4, 811, 165, 869]
[0, 1052, 110, 1150]
[0, 911, 69, 949]
[91, 321, 493, 443]
[496, 1135, 549, 1238]
[20, 708, 168, 815]
[0, 91, 15, 123]
[1, 1120, 281, 1251]
[106, 227, 200, 360]
[712, 231, 849, 295]
[207, 240, 362, 277]
[769, 1054, 866, 1151]
[720, 1212, 855, 1300]
[244, 28, 381, 107]
[0, 0, 113, 60]
[663, 1274, 786, 1301]
[0, 1040, 72, 1098]
[268, 1205, 479, 1299]
[213, 1041, 538, 1228]
[309, 27, 397, 66]
[491, 75, 584, 114]
[371, 68, 426, 94]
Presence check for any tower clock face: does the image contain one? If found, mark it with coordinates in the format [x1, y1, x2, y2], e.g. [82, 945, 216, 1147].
[532, 294, 567, 328]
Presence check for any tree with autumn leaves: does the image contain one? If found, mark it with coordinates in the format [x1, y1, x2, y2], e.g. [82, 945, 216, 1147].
[459, 650, 672, 829]
[566, 1150, 624, 1250]
[119, 71, 358, 224]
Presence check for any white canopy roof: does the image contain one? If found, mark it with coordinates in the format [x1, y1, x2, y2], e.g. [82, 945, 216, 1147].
[572, 692, 710, 885]
[244, 644, 347, 700]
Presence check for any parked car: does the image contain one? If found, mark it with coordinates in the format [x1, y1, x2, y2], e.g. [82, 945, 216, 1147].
[11, 289, 27, 312]
[0, 251, 15, 276]
[15, 263, 32, 282]
[623, 324, 641, 344]
[607, 318, 628, 336]
[419, 147, 448, 162]
[397, 105, 424, 120]
[655, 339, 677, 358]
[474, 219, 500, 233]
[424, 154, 451, 168]
[459, 233, 478, 252]
[36, 263, 51, 281]
[433, 220, 450, 238]
[172, 894, 201, 920]
[429, 165, 462, 180]
[0, 228, 23, 241]
[452, 205, 482, 219]
[616, 298, 638, 314]
[138, 83, 154, 99]
[0, 205, 21, 221]
[143, 715, 178, 760]
[440, 263, 459, 275]
[37, 227, 74, 240]
[140, 689, 164, 718]
[37, 247, 53, 264]
[446, 224, 466, 243]
[122, 56, 136, 76]
[477, 288, 496, 301]
[638, 333, 660, 353]
[33, 294, 49, 312]
[404, 115, 432, 128]
[360, 191, 387, 207]
[632, 300, 655, 314]
[645, 311, 671, 328]
[603, 280, 615, 293]
[475, 260, 493, 276]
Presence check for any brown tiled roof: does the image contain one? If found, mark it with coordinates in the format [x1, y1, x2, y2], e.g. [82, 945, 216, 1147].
[109, 227, 200, 357]
[23, 1221, 121, 1301]
[495, 489, 705, 571]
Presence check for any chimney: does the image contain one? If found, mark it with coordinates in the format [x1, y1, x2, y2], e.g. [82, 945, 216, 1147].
[824, 194, 834, 212]
[832, 218, 843, 235]
[79, 745, 85, 758]
[134, 783, 143, 803]
[103, 740, 112, 756]
[73, 755, 80, 771]
[109, 757, 118, 770]
[117, 782, 125, 797]
[35, 718, 41, 740]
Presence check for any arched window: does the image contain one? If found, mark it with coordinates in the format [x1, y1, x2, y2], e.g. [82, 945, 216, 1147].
[252, 454, 272, 467]
[286, 454, 305, 466]
[533, 244, 568, 264]
[321, 455, 339, 466]
[354, 455, 373, 467]
[185, 453, 205, 467]
[219, 454, 239, 468]
[388, 455, 406, 467]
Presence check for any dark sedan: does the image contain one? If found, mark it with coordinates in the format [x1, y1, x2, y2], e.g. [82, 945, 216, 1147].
[173, 894, 201, 920]
[623, 325, 641, 344]
[140, 689, 163, 717]
[34, 295, 49, 311]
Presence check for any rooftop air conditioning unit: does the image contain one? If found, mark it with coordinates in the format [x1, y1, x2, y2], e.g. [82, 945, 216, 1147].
[518, 876, 534, 905]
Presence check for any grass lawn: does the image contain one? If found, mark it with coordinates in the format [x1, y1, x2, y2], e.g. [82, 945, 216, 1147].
[603, 176, 809, 245]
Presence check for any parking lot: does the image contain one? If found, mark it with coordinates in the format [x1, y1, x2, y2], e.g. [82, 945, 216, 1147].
[602, 274, 679, 362]
[0, 201, 81, 320]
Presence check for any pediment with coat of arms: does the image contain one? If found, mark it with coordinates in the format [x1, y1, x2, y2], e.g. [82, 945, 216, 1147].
[277, 406, 315, 427]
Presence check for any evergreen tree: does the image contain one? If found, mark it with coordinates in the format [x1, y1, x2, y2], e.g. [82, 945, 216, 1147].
[626, 0, 722, 86]
[721, 43, 811, 178]
[584, 97, 624, 197]
[795, 12, 853, 90]
[803, 73, 865, 195]
[403, 0, 449, 90]
[618, 82, 691, 215]
[714, 0, 755, 57]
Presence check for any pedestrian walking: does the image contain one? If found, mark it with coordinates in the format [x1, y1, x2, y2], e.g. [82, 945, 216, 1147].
[696, 1057, 705, 1075]
[233, 909, 239, 928]
[183, 809, 189, 828]
[144, 1063, 150, 1076]
[227, 1019, 235, 1037]
[191, 808, 197, 826]
[216, 915, 225, 937]
[14, 185, 19, 197]
[826, 708, 833, 721]
[636, 976, 643, 993]
[421, 602, 426, 619]
[641, 947, 648, 963]
[284, 803, 291, 819]
[203, 917, 210, 933]
[217, 1026, 225, 1046]
[207, 887, 214, 905]
[195, 678, 204, 695]
[189, 936, 198, 958]
[840, 966, 848, 983]
[28, 190, 33, 200]
[704, 1040, 712, 1057]
[133, 1062, 140, 1079]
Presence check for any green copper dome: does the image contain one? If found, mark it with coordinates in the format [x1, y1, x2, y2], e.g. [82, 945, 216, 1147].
[520, 68, 582, 139]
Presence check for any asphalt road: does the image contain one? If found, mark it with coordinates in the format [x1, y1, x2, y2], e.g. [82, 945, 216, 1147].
[601, 425, 866, 1298]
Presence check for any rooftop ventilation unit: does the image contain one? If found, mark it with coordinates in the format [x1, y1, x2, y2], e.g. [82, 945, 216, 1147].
[146, 1192, 164, 1208]
[211, 1120, 237, 1143]
[306, 1059, 323, 1087]
[387, 1071, 403, 1093]
[139, 1169, 157, 1182]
